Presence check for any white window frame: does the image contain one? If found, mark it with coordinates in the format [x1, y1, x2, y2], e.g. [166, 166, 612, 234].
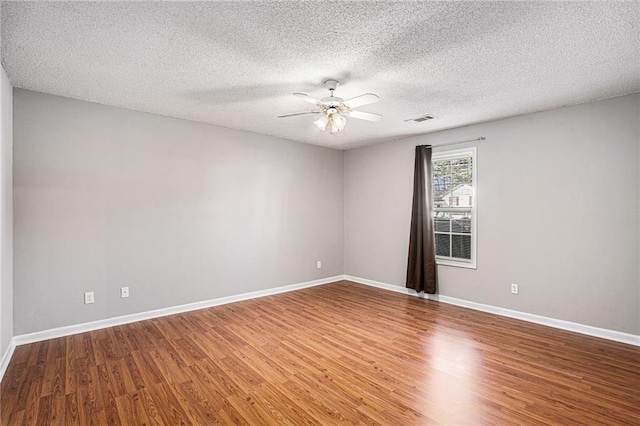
[432, 147, 477, 269]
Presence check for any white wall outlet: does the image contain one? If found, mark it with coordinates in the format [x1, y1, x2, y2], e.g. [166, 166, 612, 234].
[84, 291, 95, 304]
[121, 286, 129, 298]
[511, 283, 519, 295]
[316, 260, 322, 269]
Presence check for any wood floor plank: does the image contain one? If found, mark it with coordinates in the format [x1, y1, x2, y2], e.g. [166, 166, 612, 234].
[2, 280, 640, 424]
[177, 378, 224, 423]
[64, 392, 80, 425]
[48, 394, 66, 426]
[145, 382, 193, 425]
[253, 381, 323, 426]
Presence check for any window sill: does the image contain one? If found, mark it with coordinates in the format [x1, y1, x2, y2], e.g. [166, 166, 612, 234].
[436, 259, 477, 270]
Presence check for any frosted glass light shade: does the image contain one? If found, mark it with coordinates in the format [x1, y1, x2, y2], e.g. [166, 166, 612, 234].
[314, 115, 329, 131]
[330, 114, 347, 133]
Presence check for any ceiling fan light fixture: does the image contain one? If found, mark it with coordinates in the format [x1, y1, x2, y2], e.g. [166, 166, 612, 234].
[314, 115, 329, 131]
[329, 114, 347, 133]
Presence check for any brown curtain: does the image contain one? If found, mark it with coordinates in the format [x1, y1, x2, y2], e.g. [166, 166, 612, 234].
[406, 145, 437, 294]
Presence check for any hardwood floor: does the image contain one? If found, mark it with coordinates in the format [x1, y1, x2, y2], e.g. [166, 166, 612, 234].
[2, 280, 639, 425]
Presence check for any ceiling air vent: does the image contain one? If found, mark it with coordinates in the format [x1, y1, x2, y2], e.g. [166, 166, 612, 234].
[405, 114, 437, 123]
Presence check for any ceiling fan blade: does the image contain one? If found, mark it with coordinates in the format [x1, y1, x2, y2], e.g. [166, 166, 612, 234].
[343, 93, 379, 108]
[277, 111, 321, 118]
[348, 110, 383, 122]
[293, 93, 324, 105]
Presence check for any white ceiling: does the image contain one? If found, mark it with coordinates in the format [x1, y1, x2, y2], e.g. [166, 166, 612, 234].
[1, 1, 639, 150]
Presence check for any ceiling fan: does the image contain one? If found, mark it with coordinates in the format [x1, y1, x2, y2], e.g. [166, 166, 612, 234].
[278, 80, 382, 133]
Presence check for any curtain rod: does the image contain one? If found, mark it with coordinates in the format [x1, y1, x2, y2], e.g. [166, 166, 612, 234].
[419, 137, 485, 149]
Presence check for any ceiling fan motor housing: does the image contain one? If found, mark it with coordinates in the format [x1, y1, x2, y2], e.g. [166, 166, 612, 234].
[321, 96, 344, 106]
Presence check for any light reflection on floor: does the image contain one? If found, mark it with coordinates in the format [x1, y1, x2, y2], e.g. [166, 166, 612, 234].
[421, 330, 484, 424]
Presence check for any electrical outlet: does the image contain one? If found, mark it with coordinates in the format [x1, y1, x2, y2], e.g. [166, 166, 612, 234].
[511, 283, 519, 295]
[121, 286, 129, 298]
[84, 291, 95, 304]
[316, 260, 322, 269]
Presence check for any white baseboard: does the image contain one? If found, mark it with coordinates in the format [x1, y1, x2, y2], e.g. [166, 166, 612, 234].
[0, 339, 17, 383]
[345, 275, 640, 347]
[11, 275, 343, 349]
[343, 274, 423, 297]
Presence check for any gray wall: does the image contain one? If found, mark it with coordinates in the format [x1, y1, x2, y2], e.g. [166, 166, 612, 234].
[0, 66, 13, 355]
[14, 89, 344, 335]
[11, 88, 640, 338]
[345, 94, 640, 335]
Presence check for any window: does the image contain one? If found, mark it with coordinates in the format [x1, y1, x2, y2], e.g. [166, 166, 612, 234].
[432, 147, 476, 268]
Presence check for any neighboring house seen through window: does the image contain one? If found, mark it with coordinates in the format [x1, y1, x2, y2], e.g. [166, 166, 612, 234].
[432, 147, 476, 268]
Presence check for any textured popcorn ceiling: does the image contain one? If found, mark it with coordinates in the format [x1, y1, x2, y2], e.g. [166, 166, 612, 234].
[1, 1, 639, 149]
